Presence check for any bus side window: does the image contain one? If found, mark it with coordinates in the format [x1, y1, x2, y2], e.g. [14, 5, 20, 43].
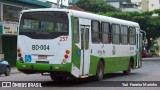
[121, 25, 128, 45]
[102, 22, 111, 44]
[129, 27, 136, 45]
[112, 24, 120, 44]
[74, 17, 79, 43]
[91, 21, 100, 43]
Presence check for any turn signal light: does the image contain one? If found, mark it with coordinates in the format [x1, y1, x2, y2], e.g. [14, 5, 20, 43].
[65, 50, 70, 54]
[17, 48, 21, 52]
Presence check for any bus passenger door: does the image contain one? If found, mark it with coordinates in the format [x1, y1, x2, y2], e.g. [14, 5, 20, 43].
[136, 31, 143, 68]
[80, 25, 90, 76]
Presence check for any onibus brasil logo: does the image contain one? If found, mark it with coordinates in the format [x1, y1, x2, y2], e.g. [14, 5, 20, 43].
[1, 82, 42, 87]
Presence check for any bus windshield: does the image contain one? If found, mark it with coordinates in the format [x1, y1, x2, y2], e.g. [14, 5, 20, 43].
[19, 11, 69, 39]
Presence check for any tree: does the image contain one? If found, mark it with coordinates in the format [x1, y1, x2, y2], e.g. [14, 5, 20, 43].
[142, 11, 153, 16]
[154, 9, 160, 16]
[75, 0, 120, 13]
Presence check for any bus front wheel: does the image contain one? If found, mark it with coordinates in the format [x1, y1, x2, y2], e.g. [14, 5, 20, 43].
[95, 60, 104, 81]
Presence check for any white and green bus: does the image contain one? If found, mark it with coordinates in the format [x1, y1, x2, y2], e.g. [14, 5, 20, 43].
[16, 8, 145, 81]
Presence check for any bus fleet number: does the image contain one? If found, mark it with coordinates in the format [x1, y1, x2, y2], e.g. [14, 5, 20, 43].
[32, 45, 50, 50]
[60, 36, 68, 41]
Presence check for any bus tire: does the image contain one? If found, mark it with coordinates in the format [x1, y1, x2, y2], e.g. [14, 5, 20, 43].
[95, 60, 104, 81]
[5, 66, 10, 76]
[50, 73, 67, 81]
[123, 61, 131, 75]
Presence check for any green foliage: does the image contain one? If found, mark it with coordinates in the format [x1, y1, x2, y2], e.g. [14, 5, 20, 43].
[154, 9, 160, 16]
[75, 0, 120, 13]
[142, 11, 154, 16]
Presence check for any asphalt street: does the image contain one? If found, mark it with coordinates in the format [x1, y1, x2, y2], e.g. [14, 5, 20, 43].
[0, 57, 160, 90]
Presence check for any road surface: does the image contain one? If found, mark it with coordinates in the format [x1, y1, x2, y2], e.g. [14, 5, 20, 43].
[0, 57, 160, 90]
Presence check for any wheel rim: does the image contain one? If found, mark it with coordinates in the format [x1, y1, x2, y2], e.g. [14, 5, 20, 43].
[97, 62, 103, 80]
[6, 68, 10, 75]
[99, 65, 103, 78]
[128, 64, 131, 73]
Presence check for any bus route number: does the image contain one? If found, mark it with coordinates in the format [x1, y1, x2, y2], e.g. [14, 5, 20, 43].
[60, 36, 68, 41]
[32, 45, 50, 50]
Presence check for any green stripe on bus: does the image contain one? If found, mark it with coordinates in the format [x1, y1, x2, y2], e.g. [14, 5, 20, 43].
[16, 61, 72, 72]
[89, 55, 136, 75]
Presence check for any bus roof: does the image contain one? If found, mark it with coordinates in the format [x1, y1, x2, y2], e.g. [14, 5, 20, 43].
[21, 8, 140, 28]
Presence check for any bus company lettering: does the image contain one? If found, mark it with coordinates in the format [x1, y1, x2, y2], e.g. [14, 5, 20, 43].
[32, 45, 50, 50]
[97, 50, 106, 55]
[97, 45, 105, 55]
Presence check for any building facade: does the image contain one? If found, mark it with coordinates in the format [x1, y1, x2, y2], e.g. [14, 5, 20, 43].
[131, 0, 160, 12]
[142, 0, 160, 12]
[106, 0, 139, 12]
[0, 0, 51, 66]
[106, 0, 128, 8]
[121, 3, 140, 12]
[131, 0, 142, 11]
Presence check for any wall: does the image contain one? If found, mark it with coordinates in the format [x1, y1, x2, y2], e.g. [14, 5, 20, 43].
[148, 0, 160, 11]
[142, 0, 160, 12]
[109, 2, 120, 8]
[131, 0, 142, 11]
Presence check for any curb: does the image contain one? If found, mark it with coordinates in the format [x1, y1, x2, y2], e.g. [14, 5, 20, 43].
[10, 71, 20, 74]
[142, 57, 160, 60]
[10, 67, 20, 74]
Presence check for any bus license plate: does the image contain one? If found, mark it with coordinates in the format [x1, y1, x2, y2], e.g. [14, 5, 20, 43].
[38, 55, 47, 59]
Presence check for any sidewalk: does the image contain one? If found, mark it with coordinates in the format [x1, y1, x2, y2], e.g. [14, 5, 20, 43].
[10, 67, 20, 74]
[142, 56, 160, 60]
